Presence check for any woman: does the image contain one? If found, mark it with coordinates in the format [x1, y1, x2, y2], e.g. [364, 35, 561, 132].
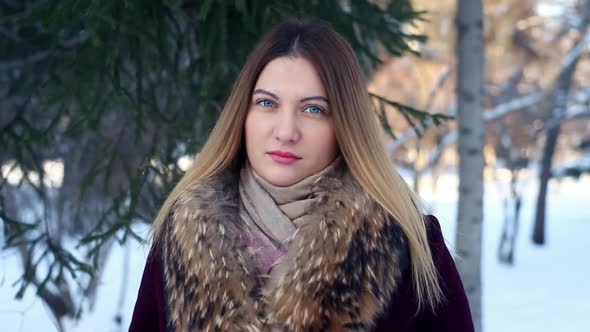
[130, 18, 474, 332]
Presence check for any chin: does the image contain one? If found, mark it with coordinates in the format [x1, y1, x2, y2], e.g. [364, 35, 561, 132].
[262, 168, 302, 187]
[266, 176, 299, 187]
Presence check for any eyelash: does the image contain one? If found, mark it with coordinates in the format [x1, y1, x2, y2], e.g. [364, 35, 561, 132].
[256, 99, 326, 115]
[257, 99, 277, 108]
[303, 105, 325, 115]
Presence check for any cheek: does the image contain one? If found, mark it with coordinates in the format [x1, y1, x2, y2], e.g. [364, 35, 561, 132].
[244, 111, 273, 157]
[310, 124, 339, 157]
[244, 112, 260, 148]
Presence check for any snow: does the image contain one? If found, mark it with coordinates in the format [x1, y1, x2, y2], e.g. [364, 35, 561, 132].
[0, 224, 152, 332]
[1, 173, 589, 331]
[553, 151, 590, 177]
[425, 174, 590, 332]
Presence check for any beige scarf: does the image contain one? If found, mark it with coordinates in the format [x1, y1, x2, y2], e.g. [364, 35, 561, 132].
[239, 156, 342, 248]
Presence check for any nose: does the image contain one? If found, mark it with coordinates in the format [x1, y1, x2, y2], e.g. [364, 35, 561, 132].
[273, 108, 300, 143]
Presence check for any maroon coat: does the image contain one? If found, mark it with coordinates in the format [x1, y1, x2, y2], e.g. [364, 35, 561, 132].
[130, 216, 474, 331]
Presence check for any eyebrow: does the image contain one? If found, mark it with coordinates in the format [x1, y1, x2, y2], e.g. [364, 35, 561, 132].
[253, 89, 279, 100]
[252, 89, 329, 104]
[301, 96, 329, 104]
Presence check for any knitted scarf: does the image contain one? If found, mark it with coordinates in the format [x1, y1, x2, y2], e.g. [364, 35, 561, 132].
[239, 157, 342, 272]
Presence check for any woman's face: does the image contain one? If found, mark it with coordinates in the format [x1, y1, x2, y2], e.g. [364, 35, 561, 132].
[244, 56, 339, 186]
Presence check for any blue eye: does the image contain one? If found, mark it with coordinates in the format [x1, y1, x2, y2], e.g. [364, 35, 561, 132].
[305, 106, 324, 115]
[258, 99, 275, 108]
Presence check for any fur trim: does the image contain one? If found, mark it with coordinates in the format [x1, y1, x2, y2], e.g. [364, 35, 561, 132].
[156, 163, 409, 331]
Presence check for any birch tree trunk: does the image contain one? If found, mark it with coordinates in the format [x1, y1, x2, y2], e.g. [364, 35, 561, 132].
[456, 1, 485, 331]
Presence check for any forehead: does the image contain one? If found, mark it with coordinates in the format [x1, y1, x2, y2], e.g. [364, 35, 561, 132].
[254, 56, 326, 97]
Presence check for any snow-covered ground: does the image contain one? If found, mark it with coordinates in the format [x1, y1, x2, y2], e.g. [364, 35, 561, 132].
[426, 172, 590, 332]
[1, 173, 589, 331]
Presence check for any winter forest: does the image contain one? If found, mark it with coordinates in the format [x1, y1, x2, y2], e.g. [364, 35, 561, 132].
[1, 0, 589, 331]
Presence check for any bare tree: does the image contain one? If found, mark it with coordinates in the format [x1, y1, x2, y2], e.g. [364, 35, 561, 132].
[496, 140, 526, 265]
[455, 0, 485, 331]
[533, 0, 590, 245]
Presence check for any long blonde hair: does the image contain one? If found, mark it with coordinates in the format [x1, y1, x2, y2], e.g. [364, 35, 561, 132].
[151, 18, 442, 311]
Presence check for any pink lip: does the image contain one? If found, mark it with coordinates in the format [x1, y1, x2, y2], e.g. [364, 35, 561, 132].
[268, 150, 301, 164]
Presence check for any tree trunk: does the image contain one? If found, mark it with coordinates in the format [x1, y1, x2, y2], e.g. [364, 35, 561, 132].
[455, 0, 485, 331]
[498, 171, 522, 264]
[532, 15, 590, 244]
[532, 125, 560, 244]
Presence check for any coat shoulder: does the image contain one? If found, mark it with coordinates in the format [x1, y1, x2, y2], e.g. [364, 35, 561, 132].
[372, 215, 475, 332]
[129, 245, 167, 332]
[424, 215, 445, 241]
[418, 214, 475, 332]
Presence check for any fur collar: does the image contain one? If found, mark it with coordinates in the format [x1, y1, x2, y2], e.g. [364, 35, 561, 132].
[156, 162, 410, 331]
